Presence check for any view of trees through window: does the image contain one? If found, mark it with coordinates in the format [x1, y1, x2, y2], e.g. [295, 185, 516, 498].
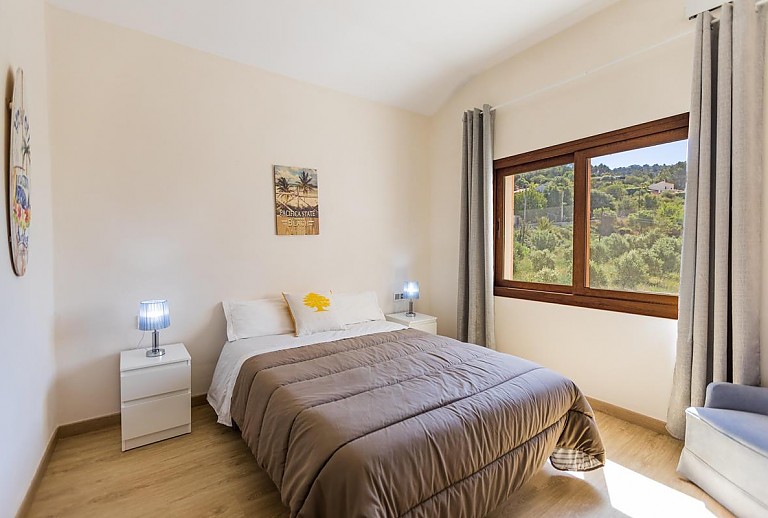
[508, 140, 687, 295]
[508, 165, 574, 285]
[589, 141, 687, 294]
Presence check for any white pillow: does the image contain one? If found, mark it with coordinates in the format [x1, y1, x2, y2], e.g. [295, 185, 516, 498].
[222, 299, 294, 341]
[334, 291, 385, 326]
[283, 291, 345, 337]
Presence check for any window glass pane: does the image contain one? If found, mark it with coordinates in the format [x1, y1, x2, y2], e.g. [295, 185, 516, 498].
[588, 140, 687, 294]
[504, 164, 574, 285]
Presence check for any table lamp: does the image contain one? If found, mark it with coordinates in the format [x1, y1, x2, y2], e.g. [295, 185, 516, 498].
[403, 281, 419, 317]
[139, 299, 170, 357]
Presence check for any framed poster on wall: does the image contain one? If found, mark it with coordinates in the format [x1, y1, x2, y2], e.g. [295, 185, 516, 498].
[273, 165, 319, 236]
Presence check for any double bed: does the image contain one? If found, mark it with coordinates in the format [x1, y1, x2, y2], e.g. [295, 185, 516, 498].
[208, 320, 605, 517]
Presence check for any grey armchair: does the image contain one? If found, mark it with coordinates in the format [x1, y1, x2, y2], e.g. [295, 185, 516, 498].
[678, 382, 768, 518]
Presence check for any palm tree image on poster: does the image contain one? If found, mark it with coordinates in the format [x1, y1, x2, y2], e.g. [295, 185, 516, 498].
[273, 165, 319, 235]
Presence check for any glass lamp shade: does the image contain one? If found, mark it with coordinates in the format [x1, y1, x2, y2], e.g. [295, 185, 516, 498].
[403, 281, 420, 300]
[138, 300, 170, 331]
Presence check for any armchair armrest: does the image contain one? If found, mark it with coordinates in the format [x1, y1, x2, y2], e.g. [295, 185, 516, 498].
[705, 382, 768, 416]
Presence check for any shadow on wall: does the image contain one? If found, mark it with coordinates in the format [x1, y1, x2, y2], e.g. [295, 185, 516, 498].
[52, 344, 116, 424]
[180, 303, 228, 395]
[53, 304, 126, 425]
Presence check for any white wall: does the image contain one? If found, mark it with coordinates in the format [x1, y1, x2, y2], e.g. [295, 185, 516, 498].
[47, 0, 768, 428]
[428, 0, 696, 420]
[0, 0, 57, 514]
[46, 7, 431, 425]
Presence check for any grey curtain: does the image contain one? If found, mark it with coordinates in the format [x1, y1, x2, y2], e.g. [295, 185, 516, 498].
[458, 104, 495, 348]
[667, 1, 765, 439]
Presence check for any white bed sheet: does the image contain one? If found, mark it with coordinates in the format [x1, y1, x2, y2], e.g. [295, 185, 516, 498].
[207, 320, 406, 425]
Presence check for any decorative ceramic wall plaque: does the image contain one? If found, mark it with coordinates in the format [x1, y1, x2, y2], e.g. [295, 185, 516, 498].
[273, 165, 319, 236]
[9, 68, 31, 276]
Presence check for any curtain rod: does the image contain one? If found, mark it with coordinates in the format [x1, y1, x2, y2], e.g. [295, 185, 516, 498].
[490, 30, 694, 113]
[690, 0, 768, 19]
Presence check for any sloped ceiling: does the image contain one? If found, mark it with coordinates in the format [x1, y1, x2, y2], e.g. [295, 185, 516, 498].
[47, 0, 619, 114]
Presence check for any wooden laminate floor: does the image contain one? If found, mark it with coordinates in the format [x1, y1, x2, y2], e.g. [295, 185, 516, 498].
[27, 405, 733, 518]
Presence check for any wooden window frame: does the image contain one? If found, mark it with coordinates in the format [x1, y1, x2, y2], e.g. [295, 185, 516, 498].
[493, 113, 689, 319]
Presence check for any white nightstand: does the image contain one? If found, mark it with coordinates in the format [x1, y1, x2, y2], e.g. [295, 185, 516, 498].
[385, 312, 438, 335]
[120, 343, 191, 451]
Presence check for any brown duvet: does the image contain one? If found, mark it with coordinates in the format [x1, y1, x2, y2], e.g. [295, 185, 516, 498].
[231, 329, 605, 518]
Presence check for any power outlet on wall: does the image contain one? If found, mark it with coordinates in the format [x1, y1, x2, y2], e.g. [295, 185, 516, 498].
[394, 293, 404, 300]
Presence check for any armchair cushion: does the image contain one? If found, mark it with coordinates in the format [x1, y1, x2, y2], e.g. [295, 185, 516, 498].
[691, 407, 768, 459]
[679, 407, 768, 515]
[705, 382, 768, 416]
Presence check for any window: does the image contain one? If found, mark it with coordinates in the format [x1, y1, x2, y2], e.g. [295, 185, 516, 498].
[494, 114, 688, 318]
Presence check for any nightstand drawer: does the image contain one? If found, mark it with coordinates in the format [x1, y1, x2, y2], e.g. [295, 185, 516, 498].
[411, 321, 437, 334]
[121, 361, 190, 402]
[121, 391, 191, 441]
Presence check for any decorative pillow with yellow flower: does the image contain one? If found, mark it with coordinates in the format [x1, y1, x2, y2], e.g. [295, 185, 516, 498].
[282, 291, 345, 337]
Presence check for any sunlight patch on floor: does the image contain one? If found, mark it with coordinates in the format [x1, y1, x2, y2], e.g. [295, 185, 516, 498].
[600, 460, 715, 517]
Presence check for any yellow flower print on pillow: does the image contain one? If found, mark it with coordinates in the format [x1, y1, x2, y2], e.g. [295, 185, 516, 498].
[303, 292, 331, 312]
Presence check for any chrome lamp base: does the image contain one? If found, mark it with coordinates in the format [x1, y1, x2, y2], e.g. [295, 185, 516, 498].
[405, 300, 416, 317]
[146, 330, 166, 357]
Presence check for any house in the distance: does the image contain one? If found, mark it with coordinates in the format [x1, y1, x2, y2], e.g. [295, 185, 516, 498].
[648, 180, 675, 194]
